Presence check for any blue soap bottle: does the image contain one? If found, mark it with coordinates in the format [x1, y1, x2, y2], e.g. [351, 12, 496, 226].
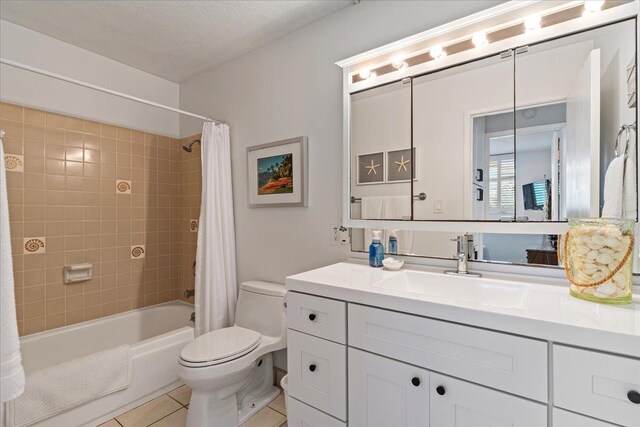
[369, 230, 385, 268]
[388, 230, 398, 255]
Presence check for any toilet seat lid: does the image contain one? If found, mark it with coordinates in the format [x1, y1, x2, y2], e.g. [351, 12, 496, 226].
[180, 326, 262, 365]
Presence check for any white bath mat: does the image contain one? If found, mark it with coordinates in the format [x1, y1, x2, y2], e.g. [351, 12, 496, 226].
[6, 345, 132, 427]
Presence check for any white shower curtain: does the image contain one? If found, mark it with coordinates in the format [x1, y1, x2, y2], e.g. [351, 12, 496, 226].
[194, 122, 237, 336]
[1, 133, 25, 402]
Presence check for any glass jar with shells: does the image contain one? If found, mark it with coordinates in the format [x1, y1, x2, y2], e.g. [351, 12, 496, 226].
[560, 218, 635, 304]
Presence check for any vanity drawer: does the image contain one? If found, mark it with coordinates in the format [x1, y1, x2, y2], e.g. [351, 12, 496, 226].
[348, 304, 548, 402]
[553, 409, 616, 427]
[287, 292, 346, 343]
[287, 329, 347, 420]
[287, 397, 346, 427]
[554, 345, 640, 427]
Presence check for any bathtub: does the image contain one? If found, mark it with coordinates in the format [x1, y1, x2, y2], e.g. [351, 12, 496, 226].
[3, 301, 194, 427]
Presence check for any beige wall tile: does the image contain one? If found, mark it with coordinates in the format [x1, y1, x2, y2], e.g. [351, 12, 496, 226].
[5, 102, 187, 336]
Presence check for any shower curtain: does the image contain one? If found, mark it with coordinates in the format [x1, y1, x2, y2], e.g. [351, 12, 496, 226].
[194, 122, 237, 336]
[0, 132, 25, 402]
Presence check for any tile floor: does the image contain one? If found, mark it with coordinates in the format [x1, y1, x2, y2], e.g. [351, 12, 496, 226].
[100, 385, 287, 427]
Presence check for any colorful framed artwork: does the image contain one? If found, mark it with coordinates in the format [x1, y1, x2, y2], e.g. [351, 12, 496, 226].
[357, 152, 385, 185]
[247, 136, 308, 207]
[386, 148, 417, 183]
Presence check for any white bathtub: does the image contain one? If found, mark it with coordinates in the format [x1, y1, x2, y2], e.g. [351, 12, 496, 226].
[3, 301, 194, 427]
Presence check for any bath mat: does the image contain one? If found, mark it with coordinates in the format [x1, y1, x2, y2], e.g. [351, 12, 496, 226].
[6, 344, 132, 427]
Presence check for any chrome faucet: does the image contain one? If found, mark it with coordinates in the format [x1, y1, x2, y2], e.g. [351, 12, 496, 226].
[445, 234, 481, 277]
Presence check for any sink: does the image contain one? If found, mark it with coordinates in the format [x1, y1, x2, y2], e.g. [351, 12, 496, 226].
[372, 270, 528, 309]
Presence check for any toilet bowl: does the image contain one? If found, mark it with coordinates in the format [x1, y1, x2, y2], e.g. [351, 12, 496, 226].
[179, 281, 287, 427]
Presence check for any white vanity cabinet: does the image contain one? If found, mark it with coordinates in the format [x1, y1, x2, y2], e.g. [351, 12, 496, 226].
[348, 348, 430, 427]
[285, 270, 640, 427]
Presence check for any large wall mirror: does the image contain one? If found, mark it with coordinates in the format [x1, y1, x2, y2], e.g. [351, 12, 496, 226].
[349, 18, 637, 270]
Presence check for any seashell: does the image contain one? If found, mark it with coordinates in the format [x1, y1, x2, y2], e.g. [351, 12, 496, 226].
[581, 286, 596, 295]
[595, 282, 617, 296]
[586, 250, 599, 261]
[596, 253, 613, 265]
[579, 234, 593, 244]
[576, 245, 591, 255]
[591, 234, 606, 245]
[605, 238, 621, 249]
[581, 263, 598, 274]
[587, 243, 604, 250]
[598, 247, 614, 255]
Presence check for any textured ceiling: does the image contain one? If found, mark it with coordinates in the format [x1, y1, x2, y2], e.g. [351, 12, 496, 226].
[0, 0, 353, 82]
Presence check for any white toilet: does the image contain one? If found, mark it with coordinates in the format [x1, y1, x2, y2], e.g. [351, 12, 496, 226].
[179, 281, 287, 427]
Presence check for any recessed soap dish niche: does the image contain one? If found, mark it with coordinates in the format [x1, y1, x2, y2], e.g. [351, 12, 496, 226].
[63, 263, 93, 283]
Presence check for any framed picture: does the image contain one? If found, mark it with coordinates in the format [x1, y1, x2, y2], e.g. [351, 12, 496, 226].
[357, 152, 385, 185]
[386, 148, 417, 182]
[247, 136, 308, 207]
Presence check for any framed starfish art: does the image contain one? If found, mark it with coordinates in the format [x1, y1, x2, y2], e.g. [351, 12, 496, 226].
[357, 152, 385, 185]
[387, 148, 417, 182]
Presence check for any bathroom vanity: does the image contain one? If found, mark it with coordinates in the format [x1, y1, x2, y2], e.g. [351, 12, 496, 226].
[285, 262, 640, 427]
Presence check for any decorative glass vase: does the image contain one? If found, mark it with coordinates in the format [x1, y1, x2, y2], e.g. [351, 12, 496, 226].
[560, 218, 634, 304]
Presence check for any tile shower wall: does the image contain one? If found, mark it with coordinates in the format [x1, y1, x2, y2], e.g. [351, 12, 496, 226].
[1, 102, 189, 336]
[177, 134, 202, 305]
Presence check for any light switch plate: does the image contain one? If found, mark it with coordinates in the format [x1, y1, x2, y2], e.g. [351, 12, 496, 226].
[434, 200, 444, 214]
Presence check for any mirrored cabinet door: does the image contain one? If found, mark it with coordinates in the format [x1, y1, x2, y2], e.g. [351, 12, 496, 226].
[350, 80, 413, 226]
[514, 19, 637, 222]
[412, 52, 515, 222]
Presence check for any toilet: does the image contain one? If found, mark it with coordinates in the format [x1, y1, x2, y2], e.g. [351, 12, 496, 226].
[179, 281, 287, 427]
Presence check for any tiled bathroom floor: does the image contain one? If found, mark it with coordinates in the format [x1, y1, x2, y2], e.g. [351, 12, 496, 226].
[99, 385, 287, 427]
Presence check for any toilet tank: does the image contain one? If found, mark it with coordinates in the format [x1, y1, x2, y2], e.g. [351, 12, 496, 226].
[235, 281, 286, 339]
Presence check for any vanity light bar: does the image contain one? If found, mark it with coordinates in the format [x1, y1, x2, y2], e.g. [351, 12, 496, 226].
[350, 0, 623, 84]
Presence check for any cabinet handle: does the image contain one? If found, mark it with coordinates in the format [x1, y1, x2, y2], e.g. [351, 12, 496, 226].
[309, 364, 317, 372]
[628, 390, 640, 404]
[308, 313, 316, 321]
[411, 377, 420, 387]
[436, 386, 446, 396]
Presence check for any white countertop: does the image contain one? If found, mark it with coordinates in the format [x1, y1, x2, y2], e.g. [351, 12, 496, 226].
[286, 261, 640, 357]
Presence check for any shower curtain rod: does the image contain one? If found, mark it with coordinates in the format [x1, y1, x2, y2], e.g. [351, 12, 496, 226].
[0, 57, 225, 125]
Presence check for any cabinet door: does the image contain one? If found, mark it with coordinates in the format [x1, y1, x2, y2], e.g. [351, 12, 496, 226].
[430, 373, 547, 427]
[349, 348, 430, 427]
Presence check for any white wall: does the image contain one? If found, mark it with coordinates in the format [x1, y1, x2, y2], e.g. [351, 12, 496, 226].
[0, 20, 180, 137]
[179, 0, 502, 284]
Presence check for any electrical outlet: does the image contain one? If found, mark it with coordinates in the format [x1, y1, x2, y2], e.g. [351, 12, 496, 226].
[331, 224, 351, 246]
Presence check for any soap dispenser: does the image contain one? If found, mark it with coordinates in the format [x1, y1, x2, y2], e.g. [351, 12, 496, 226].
[388, 230, 398, 255]
[369, 230, 385, 268]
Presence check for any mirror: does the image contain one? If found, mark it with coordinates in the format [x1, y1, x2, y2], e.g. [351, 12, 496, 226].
[350, 80, 412, 246]
[349, 19, 637, 269]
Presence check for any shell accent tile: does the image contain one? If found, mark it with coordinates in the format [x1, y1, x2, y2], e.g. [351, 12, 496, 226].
[190, 219, 199, 232]
[116, 180, 132, 194]
[23, 237, 45, 254]
[131, 245, 145, 259]
[4, 154, 24, 172]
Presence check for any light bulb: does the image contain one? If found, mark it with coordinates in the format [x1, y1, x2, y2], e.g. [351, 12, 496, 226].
[524, 15, 541, 33]
[430, 45, 446, 59]
[358, 69, 371, 79]
[368, 71, 377, 80]
[391, 57, 408, 70]
[472, 32, 488, 47]
[584, 0, 604, 13]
